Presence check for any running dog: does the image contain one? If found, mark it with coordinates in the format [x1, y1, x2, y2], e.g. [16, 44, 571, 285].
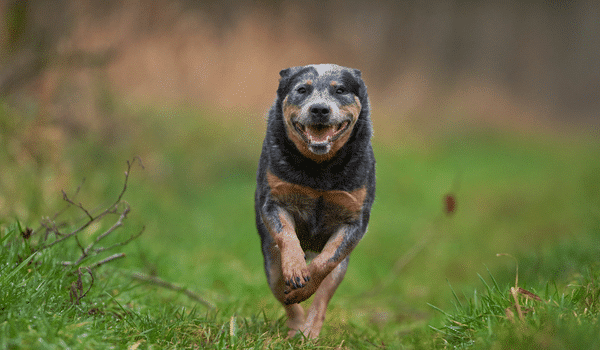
[255, 64, 375, 338]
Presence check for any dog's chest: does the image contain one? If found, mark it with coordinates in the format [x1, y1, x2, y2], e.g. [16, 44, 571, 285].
[267, 171, 365, 250]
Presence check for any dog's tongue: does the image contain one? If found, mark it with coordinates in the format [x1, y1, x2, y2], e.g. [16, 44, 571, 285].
[306, 125, 335, 143]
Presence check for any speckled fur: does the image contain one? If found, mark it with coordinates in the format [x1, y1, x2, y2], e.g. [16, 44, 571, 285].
[254, 64, 375, 338]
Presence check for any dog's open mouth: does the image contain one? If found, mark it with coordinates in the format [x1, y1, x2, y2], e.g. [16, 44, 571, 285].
[293, 121, 350, 143]
[292, 120, 350, 154]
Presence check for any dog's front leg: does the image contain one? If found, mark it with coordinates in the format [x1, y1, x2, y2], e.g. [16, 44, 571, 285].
[261, 201, 310, 291]
[284, 223, 362, 305]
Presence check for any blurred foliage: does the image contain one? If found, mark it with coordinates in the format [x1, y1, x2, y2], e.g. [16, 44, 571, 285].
[4, 0, 27, 49]
[1, 0, 599, 122]
[1, 84, 599, 347]
[1, 1, 599, 346]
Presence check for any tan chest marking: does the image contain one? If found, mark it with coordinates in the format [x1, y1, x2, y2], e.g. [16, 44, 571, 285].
[267, 171, 366, 214]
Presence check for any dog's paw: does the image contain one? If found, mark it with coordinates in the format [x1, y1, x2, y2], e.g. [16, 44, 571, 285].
[284, 280, 318, 305]
[284, 274, 311, 290]
[282, 266, 310, 291]
[281, 252, 311, 291]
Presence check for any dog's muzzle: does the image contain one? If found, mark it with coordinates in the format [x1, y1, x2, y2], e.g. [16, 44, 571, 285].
[292, 120, 351, 155]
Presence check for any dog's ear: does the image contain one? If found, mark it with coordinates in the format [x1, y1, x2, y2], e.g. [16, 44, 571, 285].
[279, 66, 303, 79]
[277, 66, 307, 99]
[279, 67, 293, 78]
[341, 68, 365, 98]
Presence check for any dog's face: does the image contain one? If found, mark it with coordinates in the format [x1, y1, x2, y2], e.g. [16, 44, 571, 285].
[277, 64, 365, 162]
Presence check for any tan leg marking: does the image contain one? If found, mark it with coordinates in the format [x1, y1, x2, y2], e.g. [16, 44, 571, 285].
[300, 260, 347, 339]
[285, 304, 306, 338]
[264, 241, 306, 337]
[284, 227, 347, 304]
[262, 209, 310, 291]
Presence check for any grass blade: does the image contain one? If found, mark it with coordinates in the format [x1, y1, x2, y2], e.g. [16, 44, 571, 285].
[428, 303, 453, 318]
[0, 252, 37, 285]
[0, 223, 17, 245]
[486, 266, 503, 295]
[447, 279, 463, 309]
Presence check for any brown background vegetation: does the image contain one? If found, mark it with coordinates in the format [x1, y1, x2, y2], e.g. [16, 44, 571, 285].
[1, 0, 599, 141]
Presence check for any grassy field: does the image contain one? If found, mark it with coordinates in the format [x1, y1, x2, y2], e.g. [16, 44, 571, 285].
[1, 100, 599, 349]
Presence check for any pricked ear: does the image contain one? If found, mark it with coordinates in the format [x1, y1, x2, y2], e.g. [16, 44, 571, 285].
[279, 68, 292, 78]
[280, 66, 303, 79]
[341, 70, 364, 97]
[277, 66, 309, 99]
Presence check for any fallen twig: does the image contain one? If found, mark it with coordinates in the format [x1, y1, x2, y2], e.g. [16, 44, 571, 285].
[498, 253, 542, 324]
[84, 226, 145, 260]
[70, 267, 94, 305]
[32, 158, 145, 306]
[41, 158, 143, 251]
[131, 272, 215, 309]
[86, 253, 127, 270]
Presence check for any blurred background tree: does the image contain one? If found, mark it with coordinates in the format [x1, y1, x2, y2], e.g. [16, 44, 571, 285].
[2, 0, 599, 129]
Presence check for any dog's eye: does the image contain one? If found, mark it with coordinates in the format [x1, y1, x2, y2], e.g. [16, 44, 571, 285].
[297, 87, 307, 94]
[335, 87, 346, 94]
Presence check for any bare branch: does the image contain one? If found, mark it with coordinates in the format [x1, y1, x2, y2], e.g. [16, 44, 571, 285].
[131, 273, 215, 309]
[86, 253, 126, 270]
[40, 217, 63, 240]
[51, 178, 86, 221]
[114, 157, 143, 206]
[39, 158, 144, 251]
[62, 190, 94, 221]
[95, 204, 130, 243]
[74, 222, 144, 266]
[73, 203, 130, 265]
[43, 219, 91, 249]
[74, 235, 85, 254]
[70, 267, 94, 305]
[29, 158, 146, 307]
[92, 226, 145, 255]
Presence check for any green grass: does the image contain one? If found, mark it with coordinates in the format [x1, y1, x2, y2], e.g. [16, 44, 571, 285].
[1, 99, 599, 348]
[430, 266, 600, 349]
[0, 222, 352, 349]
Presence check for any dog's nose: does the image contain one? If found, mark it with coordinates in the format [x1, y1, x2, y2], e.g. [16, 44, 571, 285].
[309, 104, 330, 122]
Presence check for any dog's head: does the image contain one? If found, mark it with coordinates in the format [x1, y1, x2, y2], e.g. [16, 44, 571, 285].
[276, 64, 368, 162]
